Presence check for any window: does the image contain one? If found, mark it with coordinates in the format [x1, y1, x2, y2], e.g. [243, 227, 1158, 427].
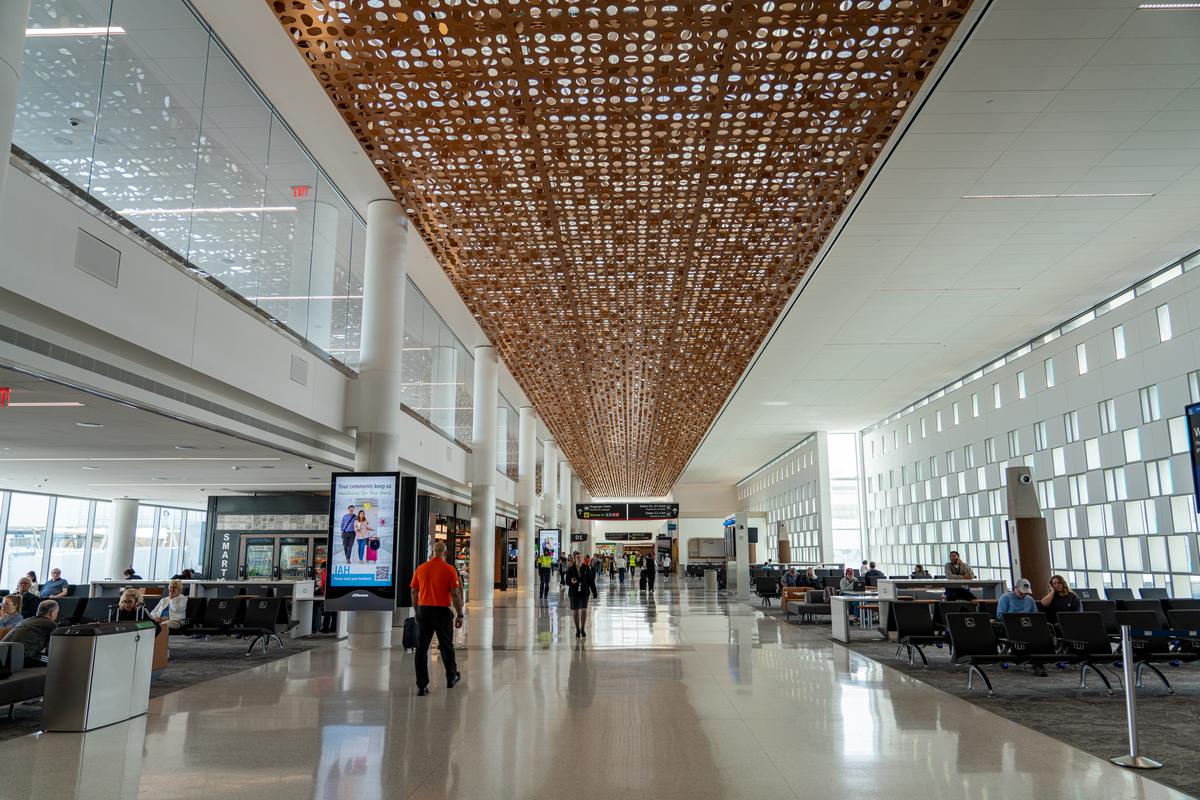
[1124, 429, 1142, 463]
[952, 401, 960, 426]
[1139, 385, 1161, 423]
[1169, 416, 1189, 454]
[929, 455, 939, 477]
[972, 392, 980, 418]
[1099, 399, 1116, 434]
[1052, 447, 1066, 476]
[152, 508, 184, 580]
[1037, 479, 1055, 509]
[1068, 474, 1089, 506]
[893, 429, 899, 450]
[134, 507, 156, 578]
[906, 423, 912, 444]
[1191, 370, 1200, 404]
[946, 449, 957, 473]
[964, 444, 976, 469]
[88, 502, 111, 581]
[1007, 429, 1021, 458]
[1064, 410, 1080, 443]
[1146, 459, 1173, 497]
[1076, 343, 1088, 375]
[1104, 467, 1128, 502]
[2, 493, 50, 587]
[48, 498, 90, 586]
[921, 418, 927, 439]
[935, 410, 943, 432]
[1085, 438, 1101, 470]
[1157, 303, 1172, 342]
[985, 437, 996, 464]
[1017, 371, 1027, 399]
[1113, 325, 1126, 359]
[1034, 420, 1048, 451]
[993, 382, 1002, 409]
[1044, 358, 1055, 388]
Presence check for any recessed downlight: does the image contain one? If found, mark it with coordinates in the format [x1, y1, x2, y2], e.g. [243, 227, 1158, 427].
[962, 192, 1155, 199]
[174, 445, 197, 451]
[81, 465, 101, 470]
[75, 421, 104, 429]
[762, 400, 790, 407]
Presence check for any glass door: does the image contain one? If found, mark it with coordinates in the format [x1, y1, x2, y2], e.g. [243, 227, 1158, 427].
[242, 537, 275, 579]
[279, 538, 310, 579]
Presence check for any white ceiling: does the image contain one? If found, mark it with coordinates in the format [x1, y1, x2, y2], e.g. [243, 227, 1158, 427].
[682, 0, 1200, 486]
[0, 367, 336, 506]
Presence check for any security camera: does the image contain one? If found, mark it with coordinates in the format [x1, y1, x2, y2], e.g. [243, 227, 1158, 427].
[304, 463, 313, 470]
[1019, 473, 1032, 484]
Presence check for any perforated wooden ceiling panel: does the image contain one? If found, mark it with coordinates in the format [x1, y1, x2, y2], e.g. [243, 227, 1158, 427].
[269, 0, 972, 496]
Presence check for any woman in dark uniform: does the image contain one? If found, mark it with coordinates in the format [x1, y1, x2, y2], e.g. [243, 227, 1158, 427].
[566, 551, 598, 638]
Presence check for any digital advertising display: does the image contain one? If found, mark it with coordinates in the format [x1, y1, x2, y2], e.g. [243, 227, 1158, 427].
[538, 528, 561, 560]
[328, 472, 399, 594]
[1187, 403, 1200, 512]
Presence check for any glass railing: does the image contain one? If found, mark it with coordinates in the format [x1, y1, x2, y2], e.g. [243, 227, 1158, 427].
[14, 0, 364, 369]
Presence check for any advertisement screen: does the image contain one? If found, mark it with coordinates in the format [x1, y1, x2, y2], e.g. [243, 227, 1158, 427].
[538, 529, 561, 560]
[329, 473, 398, 588]
[1188, 403, 1200, 512]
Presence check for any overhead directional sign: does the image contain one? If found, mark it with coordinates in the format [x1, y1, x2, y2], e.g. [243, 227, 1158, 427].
[628, 502, 679, 520]
[576, 503, 627, 520]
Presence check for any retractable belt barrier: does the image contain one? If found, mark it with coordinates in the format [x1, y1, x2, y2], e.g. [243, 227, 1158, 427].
[1110, 625, 1200, 770]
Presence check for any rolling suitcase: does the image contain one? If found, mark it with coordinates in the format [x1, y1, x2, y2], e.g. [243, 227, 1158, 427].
[402, 616, 419, 651]
[639, 572, 647, 590]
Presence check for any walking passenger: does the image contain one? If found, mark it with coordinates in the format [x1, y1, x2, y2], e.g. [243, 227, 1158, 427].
[617, 556, 627, 586]
[566, 552, 598, 638]
[537, 547, 553, 600]
[410, 541, 464, 696]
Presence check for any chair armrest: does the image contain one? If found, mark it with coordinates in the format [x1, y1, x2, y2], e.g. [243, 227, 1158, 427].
[0, 642, 26, 673]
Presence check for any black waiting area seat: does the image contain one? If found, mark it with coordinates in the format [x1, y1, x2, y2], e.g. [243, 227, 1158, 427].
[753, 576, 780, 607]
[1080, 600, 1120, 637]
[1139, 587, 1169, 600]
[1056, 612, 1117, 695]
[1104, 587, 1135, 601]
[1118, 599, 1169, 629]
[1074, 588, 1100, 600]
[892, 602, 944, 667]
[1114, 610, 1200, 694]
[945, 612, 1012, 696]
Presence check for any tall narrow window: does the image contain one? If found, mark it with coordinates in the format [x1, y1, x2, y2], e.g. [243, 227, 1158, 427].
[1139, 385, 1161, 423]
[935, 410, 943, 432]
[1124, 428, 1142, 463]
[1064, 410, 1080, 443]
[985, 437, 996, 464]
[1099, 398, 1116, 434]
[1008, 429, 1021, 458]
[1034, 420, 1048, 451]
[971, 392, 980, 418]
[1044, 358, 1055, 388]
[906, 423, 912, 444]
[952, 401, 960, 426]
[993, 382, 1002, 409]
[1157, 304, 1172, 342]
[1113, 325, 1126, 360]
[1076, 343, 1088, 375]
[1017, 371, 1027, 399]
[920, 417, 927, 438]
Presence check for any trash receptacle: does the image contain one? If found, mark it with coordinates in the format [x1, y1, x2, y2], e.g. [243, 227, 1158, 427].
[43, 621, 156, 732]
[704, 568, 718, 592]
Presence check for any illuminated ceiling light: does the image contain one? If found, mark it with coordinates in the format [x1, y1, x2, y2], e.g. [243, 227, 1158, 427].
[1137, 2, 1200, 7]
[5, 401, 85, 408]
[117, 206, 298, 216]
[75, 421, 104, 428]
[762, 401, 790, 407]
[25, 26, 127, 36]
[0, 456, 281, 462]
[961, 192, 1155, 199]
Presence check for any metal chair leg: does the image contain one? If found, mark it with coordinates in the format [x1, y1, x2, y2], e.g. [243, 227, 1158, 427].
[968, 664, 995, 696]
[1141, 662, 1173, 695]
[913, 645, 929, 668]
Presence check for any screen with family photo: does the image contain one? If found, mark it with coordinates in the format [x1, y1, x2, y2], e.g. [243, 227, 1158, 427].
[329, 473, 399, 588]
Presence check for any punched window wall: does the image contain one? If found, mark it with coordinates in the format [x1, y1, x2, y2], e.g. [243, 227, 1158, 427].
[0, 491, 205, 588]
[736, 435, 825, 564]
[862, 249, 1200, 597]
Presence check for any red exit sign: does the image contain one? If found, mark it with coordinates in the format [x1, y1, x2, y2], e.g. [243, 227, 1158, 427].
[0, 387, 9, 407]
[291, 185, 311, 199]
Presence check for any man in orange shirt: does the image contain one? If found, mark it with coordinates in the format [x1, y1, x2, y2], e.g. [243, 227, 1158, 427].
[409, 540, 465, 695]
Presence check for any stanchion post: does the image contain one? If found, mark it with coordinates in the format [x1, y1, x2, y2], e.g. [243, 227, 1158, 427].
[1109, 624, 1162, 770]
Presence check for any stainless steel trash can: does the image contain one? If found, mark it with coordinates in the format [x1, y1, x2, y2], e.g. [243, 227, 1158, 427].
[43, 621, 156, 732]
[704, 568, 718, 592]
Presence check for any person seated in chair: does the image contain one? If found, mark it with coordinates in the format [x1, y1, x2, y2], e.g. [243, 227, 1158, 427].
[996, 579, 1038, 622]
[150, 580, 188, 631]
[799, 567, 821, 589]
[0, 594, 24, 629]
[862, 562, 886, 580]
[1038, 575, 1080, 623]
[39, 568, 69, 599]
[12, 577, 39, 618]
[943, 551, 976, 601]
[910, 564, 931, 578]
[839, 568, 858, 593]
[781, 568, 799, 588]
[2, 599, 58, 666]
[116, 588, 162, 636]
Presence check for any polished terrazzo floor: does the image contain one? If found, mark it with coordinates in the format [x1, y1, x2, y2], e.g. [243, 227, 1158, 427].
[2, 575, 1192, 800]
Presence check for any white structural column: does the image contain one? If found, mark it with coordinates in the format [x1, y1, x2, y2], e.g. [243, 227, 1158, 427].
[469, 345, 499, 607]
[517, 406, 538, 593]
[107, 499, 139, 581]
[560, 462, 573, 551]
[543, 440, 559, 535]
[430, 345, 458, 437]
[346, 198, 408, 649]
[572, 475, 587, 552]
[0, 1, 31, 204]
[733, 511, 751, 600]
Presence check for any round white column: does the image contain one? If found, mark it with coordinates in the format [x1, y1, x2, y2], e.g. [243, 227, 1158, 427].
[0, 1, 31, 204]
[517, 406, 538, 594]
[543, 440, 558, 537]
[430, 345, 458, 437]
[468, 345, 499, 607]
[107, 498, 139, 580]
[346, 198, 408, 649]
[560, 462, 574, 551]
